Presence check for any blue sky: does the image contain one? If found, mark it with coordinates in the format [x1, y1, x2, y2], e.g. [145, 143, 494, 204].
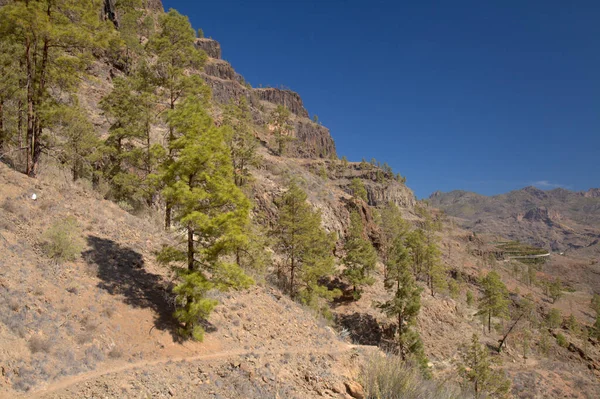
[163, 0, 600, 199]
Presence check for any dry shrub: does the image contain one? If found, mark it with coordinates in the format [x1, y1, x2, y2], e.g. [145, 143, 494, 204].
[41, 216, 84, 263]
[101, 304, 116, 318]
[28, 335, 52, 354]
[360, 353, 468, 399]
[108, 346, 123, 359]
[1, 197, 18, 214]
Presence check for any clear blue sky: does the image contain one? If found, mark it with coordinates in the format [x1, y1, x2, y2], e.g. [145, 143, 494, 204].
[163, 0, 600, 199]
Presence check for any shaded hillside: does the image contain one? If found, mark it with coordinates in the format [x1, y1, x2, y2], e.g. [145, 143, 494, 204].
[429, 187, 600, 257]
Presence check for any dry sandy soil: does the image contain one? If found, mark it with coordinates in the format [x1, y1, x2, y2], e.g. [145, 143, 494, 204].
[1, 161, 599, 399]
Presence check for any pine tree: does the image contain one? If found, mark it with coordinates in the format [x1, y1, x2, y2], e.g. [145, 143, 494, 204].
[477, 271, 510, 333]
[457, 334, 511, 399]
[377, 235, 427, 371]
[593, 315, 600, 340]
[349, 178, 368, 202]
[155, 95, 252, 340]
[0, 0, 113, 176]
[548, 278, 563, 303]
[234, 219, 272, 282]
[424, 239, 446, 296]
[273, 181, 338, 304]
[147, 8, 208, 228]
[405, 229, 427, 278]
[0, 36, 21, 153]
[378, 202, 409, 279]
[48, 105, 99, 181]
[99, 70, 161, 208]
[222, 97, 261, 186]
[269, 104, 293, 156]
[114, 0, 145, 73]
[343, 211, 377, 299]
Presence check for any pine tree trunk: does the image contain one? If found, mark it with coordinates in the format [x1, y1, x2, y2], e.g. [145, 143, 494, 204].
[497, 313, 523, 353]
[0, 97, 4, 151]
[25, 37, 34, 175]
[290, 255, 295, 298]
[164, 90, 176, 230]
[187, 225, 194, 271]
[488, 311, 491, 333]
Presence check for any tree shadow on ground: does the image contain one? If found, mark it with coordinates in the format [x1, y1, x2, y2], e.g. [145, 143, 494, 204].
[82, 235, 185, 340]
[337, 312, 388, 346]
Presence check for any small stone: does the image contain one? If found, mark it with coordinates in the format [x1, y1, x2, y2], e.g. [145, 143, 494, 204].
[344, 381, 365, 399]
[331, 381, 346, 394]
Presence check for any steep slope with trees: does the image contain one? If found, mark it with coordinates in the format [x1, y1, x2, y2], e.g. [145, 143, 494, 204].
[0, 1, 599, 398]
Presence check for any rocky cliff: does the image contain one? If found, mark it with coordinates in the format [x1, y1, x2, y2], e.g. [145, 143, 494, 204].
[193, 37, 336, 159]
[195, 38, 222, 59]
[254, 88, 310, 118]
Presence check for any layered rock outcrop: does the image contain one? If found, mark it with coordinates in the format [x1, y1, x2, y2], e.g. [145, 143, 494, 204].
[204, 59, 243, 83]
[254, 88, 310, 118]
[195, 38, 222, 59]
[294, 120, 336, 158]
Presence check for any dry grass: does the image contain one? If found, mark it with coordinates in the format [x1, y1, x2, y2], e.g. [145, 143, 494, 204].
[360, 353, 469, 399]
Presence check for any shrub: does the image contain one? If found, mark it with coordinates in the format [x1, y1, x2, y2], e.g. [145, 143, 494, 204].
[41, 216, 84, 263]
[466, 290, 474, 306]
[556, 333, 568, 348]
[361, 353, 463, 399]
[28, 335, 52, 354]
[546, 309, 562, 329]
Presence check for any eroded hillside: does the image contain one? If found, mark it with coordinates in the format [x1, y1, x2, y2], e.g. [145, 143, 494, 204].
[1, 1, 600, 398]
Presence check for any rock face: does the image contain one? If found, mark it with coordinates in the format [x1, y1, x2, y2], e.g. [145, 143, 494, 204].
[204, 59, 243, 83]
[144, 0, 164, 12]
[203, 76, 258, 107]
[338, 166, 416, 209]
[584, 188, 600, 198]
[254, 88, 310, 118]
[523, 207, 551, 222]
[364, 180, 415, 208]
[293, 120, 336, 158]
[195, 38, 222, 59]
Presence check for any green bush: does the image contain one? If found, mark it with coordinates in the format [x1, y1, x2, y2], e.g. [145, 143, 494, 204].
[41, 216, 84, 263]
[556, 333, 568, 348]
[546, 308, 562, 329]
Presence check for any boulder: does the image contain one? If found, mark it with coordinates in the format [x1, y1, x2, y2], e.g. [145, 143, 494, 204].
[344, 381, 365, 399]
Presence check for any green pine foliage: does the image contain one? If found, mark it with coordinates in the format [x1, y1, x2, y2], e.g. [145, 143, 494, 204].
[405, 229, 427, 277]
[273, 181, 340, 306]
[457, 334, 511, 399]
[378, 202, 409, 279]
[477, 271, 510, 333]
[99, 70, 161, 208]
[548, 278, 563, 303]
[222, 97, 261, 187]
[269, 104, 294, 156]
[377, 235, 428, 375]
[48, 105, 99, 181]
[0, 0, 114, 176]
[146, 8, 208, 228]
[424, 237, 446, 297]
[154, 95, 252, 340]
[349, 178, 368, 202]
[343, 211, 377, 299]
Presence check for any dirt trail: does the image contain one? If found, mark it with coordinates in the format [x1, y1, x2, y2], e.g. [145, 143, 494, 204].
[24, 342, 368, 398]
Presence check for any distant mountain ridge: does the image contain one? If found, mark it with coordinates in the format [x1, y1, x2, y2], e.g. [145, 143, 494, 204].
[429, 186, 600, 256]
